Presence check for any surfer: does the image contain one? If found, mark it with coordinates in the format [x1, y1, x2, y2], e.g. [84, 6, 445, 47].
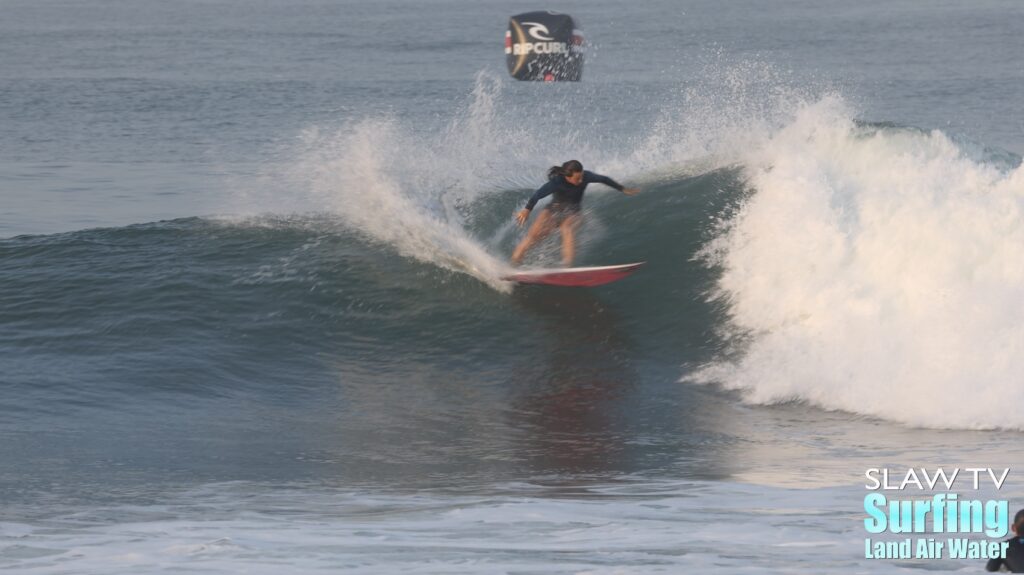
[511, 160, 639, 267]
[987, 509, 1024, 572]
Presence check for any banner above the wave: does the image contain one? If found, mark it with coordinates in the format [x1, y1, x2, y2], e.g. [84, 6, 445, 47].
[505, 11, 583, 82]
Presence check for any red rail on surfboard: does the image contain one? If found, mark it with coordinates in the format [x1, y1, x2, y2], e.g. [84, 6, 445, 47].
[501, 262, 645, 287]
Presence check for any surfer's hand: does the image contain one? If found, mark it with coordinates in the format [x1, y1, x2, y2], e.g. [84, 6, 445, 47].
[623, 187, 640, 196]
[515, 209, 530, 227]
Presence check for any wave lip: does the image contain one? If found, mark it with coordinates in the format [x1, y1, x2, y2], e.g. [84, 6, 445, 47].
[693, 97, 1024, 430]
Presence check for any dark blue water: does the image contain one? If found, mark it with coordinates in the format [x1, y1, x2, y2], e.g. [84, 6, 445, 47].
[2, 1, 1023, 573]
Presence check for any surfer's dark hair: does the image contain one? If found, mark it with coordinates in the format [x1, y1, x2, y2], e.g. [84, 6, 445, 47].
[548, 160, 583, 181]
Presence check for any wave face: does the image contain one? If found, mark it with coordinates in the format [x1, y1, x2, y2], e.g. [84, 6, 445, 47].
[4, 66, 1022, 433]
[693, 97, 1024, 430]
[270, 69, 1024, 430]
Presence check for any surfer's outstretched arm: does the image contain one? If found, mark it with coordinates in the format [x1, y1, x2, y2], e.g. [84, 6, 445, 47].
[516, 180, 558, 227]
[584, 171, 640, 195]
[584, 171, 624, 191]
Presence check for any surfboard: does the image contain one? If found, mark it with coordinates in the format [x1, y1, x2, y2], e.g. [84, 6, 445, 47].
[501, 262, 645, 287]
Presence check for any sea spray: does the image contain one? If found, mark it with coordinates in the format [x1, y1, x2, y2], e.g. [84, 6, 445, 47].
[294, 116, 513, 291]
[278, 62, 821, 290]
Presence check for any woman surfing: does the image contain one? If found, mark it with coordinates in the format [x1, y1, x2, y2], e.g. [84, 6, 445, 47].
[511, 160, 639, 267]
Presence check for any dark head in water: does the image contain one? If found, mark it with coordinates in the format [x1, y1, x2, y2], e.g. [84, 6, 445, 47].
[505, 11, 584, 82]
[985, 508, 1024, 572]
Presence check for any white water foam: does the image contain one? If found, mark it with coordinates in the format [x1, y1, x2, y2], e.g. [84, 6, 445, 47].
[694, 96, 1024, 430]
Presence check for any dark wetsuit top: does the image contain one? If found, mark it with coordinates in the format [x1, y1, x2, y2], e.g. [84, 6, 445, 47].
[524, 170, 625, 212]
[987, 537, 1024, 572]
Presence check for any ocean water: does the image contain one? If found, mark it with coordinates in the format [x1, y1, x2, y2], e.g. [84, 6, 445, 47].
[2, 0, 1023, 573]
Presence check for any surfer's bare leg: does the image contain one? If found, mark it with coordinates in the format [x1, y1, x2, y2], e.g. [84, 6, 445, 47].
[512, 210, 553, 265]
[559, 214, 580, 267]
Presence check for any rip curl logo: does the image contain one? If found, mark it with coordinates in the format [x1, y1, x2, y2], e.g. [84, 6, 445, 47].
[520, 22, 555, 41]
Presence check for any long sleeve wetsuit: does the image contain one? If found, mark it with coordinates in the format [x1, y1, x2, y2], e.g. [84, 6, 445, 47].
[524, 170, 625, 211]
